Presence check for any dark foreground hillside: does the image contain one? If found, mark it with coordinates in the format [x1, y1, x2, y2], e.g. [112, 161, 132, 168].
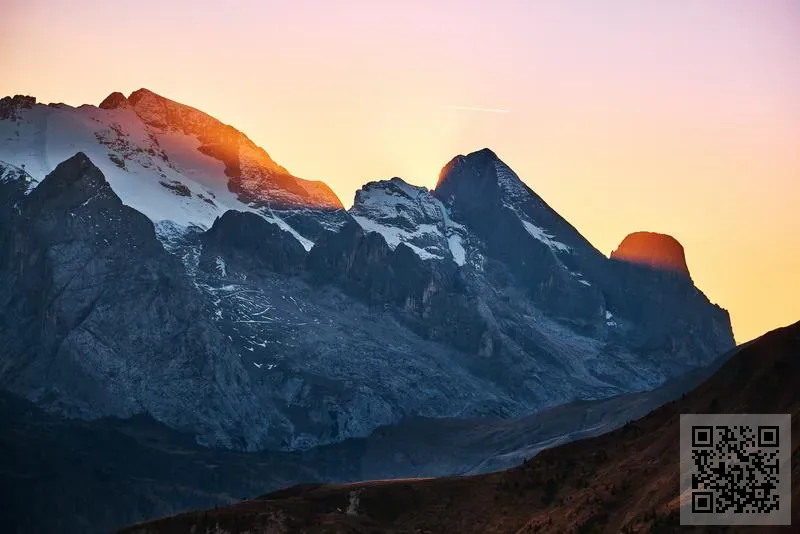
[120, 321, 800, 533]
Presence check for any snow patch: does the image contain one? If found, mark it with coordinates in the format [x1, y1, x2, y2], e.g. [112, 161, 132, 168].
[263, 209, 314, 251]
[352, 215, 443, 260]
[215, 256, 227, 277]
[434, 198, 468, 266]
[448, 235, 466, 266]
[494, 160, 531, 203]
[0, 103, 314, 250]
[521, 220, 571, 252]
[491, 160, 570, 254]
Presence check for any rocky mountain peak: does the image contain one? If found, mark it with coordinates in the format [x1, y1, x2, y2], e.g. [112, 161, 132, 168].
[98, 92, 129, 110]
[0, 95, 37, 120]
[435, 148, 499, 191]
[349, 176, 454, 259]
[353, 177, 429, 208]
[433, 149, 511, 220]
[611, 231, 691, 278]
[127, 87, 158, 104]
[433, 148, 537, 211]
[27, 152, 115, 212]
[119, 87, 344, 211]
[124, 87, 208, 132]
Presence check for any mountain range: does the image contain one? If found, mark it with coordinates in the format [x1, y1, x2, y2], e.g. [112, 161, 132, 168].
[0, 88, 740, 531]
[120, 321, 799, 533]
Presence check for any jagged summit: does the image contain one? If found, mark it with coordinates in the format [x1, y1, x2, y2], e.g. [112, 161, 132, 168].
[34, 152, 106, 194]
[611, 231, 691, 278]
[349, 175, 457, 260]
[98, 92, 128, 110]
[25, 152, 126, 221]
[99, 87, 177, 111]
[0, 95, 36, 120]
[435, 148, 499, 190]
[433, 148, 539, 214]
[127, 87, 160, 104]
[355, 176, 429, 202]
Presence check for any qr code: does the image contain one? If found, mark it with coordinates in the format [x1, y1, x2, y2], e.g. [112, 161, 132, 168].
[680, 414, 791, 526]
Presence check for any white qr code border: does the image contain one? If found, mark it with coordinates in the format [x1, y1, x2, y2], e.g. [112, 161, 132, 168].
[680, 414, 792, 526]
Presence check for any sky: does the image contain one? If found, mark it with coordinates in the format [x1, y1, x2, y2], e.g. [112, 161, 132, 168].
[2, 0, 798, 343]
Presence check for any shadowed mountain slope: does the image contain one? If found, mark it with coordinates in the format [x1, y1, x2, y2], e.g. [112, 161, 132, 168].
[120, 321, 799, 533]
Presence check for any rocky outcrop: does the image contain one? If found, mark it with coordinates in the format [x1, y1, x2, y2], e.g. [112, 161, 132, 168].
[200, 210, 307, 276]
[0, 95, 36, 120]
[98, 91, 129, 110]
[305, 220, 482, 352]
[611, 231, 691, 278]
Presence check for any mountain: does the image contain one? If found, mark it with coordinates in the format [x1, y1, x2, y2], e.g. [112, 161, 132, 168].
[612, 231, 691, 279]
[118, 321, 800, 534]
[0, 89, 734, 453]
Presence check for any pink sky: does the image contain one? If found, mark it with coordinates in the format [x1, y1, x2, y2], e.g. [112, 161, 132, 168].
[2, 0, 798, 342]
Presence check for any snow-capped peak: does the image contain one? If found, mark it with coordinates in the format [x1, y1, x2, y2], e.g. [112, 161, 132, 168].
[352, 177, 440, 229]
[0, 89, 348, 251]
[349, 177, 470, 264]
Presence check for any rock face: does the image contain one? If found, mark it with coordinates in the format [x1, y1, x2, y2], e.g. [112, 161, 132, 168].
[118, 322, 799, 534]
[200, 210, 307, 276]
[0, 95, 36, 120]
[611, 231, 691, 278]
[98, 91, 128, 110]
[0, 154, 279, 449]
[0, 88, 736, 453]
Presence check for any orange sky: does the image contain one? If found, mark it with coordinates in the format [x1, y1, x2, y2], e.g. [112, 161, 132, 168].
[2, 0, 798, 343]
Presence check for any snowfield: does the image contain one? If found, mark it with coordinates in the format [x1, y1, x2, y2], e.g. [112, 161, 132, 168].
[0, 99, 319, 250]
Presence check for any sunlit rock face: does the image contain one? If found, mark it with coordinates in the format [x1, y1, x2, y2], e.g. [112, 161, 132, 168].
[611, 231, 691, 278]
[98, 92, 129, 110]
[121, 88, 343, 211]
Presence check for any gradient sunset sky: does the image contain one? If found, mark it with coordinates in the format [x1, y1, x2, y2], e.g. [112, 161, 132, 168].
[2, 0, 798, 343]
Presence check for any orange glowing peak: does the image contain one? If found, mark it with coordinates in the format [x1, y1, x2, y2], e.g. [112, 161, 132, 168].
[611, 231, 691, 278]
[99, 88, 344, 211]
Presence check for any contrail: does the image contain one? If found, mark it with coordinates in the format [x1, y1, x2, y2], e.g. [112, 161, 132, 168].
[442, 105, 511, 114]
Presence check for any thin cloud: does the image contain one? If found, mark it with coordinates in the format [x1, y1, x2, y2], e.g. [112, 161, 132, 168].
[442, 105, 511, 114]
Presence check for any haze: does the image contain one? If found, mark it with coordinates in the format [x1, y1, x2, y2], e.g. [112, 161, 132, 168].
[2, 0, 798, 343]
